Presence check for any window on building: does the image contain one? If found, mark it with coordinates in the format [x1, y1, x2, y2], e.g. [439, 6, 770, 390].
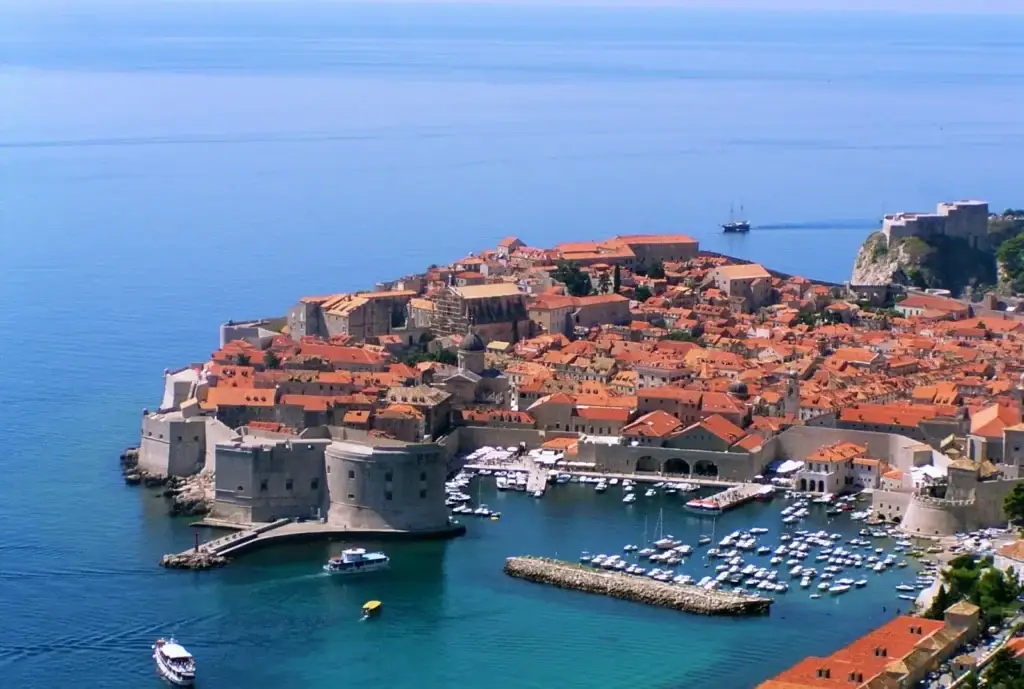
[385, 471, 393, 482]
[285, 479, 293, 491]
[420, 489, 427, 499]
[348, 470, 355, 479]
[311, 478, 319, 490]
[177, 436, 182, 441]
[194, 436, 199, 441]
[385, 491, 393, 501]
[260, 479, 268, 492]
[420, 472, 427, 481]
[237, 485, 244, 492]
[348, 493, 355, 500]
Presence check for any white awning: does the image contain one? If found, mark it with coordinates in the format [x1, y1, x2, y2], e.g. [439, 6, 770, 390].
[776, 459, 804, 475]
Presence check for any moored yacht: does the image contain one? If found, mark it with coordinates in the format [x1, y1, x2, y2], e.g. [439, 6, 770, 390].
[323, 548, 390, 575]
[153, 638, 195, 687]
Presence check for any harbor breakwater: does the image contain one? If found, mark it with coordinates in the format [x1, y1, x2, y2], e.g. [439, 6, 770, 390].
[504, 556, 772, 616]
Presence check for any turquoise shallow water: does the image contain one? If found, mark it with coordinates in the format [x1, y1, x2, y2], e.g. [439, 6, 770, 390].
[1, 2, 1023, 687]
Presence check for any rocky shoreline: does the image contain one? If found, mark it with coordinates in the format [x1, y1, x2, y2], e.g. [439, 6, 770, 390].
[504, 556, 772, 616]
[119, 447, 213, 516]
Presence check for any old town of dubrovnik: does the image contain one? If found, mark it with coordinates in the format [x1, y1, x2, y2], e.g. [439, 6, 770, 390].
[122, 202, 1024, 688]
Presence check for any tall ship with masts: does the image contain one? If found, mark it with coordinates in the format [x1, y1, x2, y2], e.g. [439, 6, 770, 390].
[722, 204, 750, 233]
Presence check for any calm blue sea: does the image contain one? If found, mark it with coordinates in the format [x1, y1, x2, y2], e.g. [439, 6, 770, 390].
[2, 2, 1024, 687]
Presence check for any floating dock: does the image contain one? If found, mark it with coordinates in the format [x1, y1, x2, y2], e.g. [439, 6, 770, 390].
[504, 556, 772, 616]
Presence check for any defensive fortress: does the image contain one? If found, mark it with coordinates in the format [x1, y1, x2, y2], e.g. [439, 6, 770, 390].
[881, 200, 989, 248]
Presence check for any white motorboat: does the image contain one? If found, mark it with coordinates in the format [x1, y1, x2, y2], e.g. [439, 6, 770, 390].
[645, 489, 656, 498]
[496, 476, 509, 491]
[153, 638, 195, 687]
[895, 584, 916, 592]
[854, 579, 868, 588]
[323, 548, 390, 575]
[622, 493, 636, 503]
[595, 482, 608, 493]
[828, 584, 851, 594]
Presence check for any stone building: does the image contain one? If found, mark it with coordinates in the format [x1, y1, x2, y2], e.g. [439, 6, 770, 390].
[213, 436, 332, 523]
[430, 283, 529, 342]
[881, 200, 988, 249]
[286, 290, 416, 341]
[138, 408, 234, 477]
[528, 293, 631, 336]
[325, 439, 449, 531]
[710, 263, 773, 312]
[757, 604, 979, 689]
[211, 434, 450, 533]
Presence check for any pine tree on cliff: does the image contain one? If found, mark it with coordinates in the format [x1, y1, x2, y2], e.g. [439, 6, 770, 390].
[923, 584, 952, 620]
[613, 264, 621, 293]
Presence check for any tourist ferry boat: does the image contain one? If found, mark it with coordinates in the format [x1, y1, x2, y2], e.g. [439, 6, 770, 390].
[323, 548, 390, 575]
[152, 638, 196, 687]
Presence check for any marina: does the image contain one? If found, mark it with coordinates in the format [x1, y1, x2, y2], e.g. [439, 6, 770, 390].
[448, 468, 935, 610]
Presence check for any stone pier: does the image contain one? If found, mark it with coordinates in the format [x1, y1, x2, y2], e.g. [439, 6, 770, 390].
[504, 556, 772, 616]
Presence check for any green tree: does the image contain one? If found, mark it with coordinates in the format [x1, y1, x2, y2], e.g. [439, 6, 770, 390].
[552, 260, 592, 297]
[597, 272, 611, 294]
[986, 648, 1024, 687]
[648, 260, 666, 280]
[634, 285, 652, 302]
[1005, 483, 1024, 526]
[264, 350, 282, 370]
[613, 264, 621, 293]
[666, 330, 701, 343]
[923, 584, 952, 620]
[234, 353, 251, 367]
[998, 234, 1024, 293]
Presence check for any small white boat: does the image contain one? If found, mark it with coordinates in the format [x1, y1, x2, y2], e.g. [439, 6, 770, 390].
[810, 593, 821, 599]
[531, 490, 543, 498]
[854, 579, 868, 588]
[595, 482, 608, 493]
[645, 489, 656, 498]
[622, 493, 636, 503]
[698, 536, 712, 546]
[153, 638, 195, 686]
[323, 548, 390, 575]
[608, 478, 619, 486]
[828, 584, 851, 595]
[895, 584, 915, 592]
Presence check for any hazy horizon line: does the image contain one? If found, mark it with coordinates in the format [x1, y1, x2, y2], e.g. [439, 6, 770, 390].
[4, 0, 1024, 15]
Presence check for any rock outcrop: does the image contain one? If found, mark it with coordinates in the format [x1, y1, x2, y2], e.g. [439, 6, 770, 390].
[159, 551, 228, 570]
[503, 556, 771, 616]
[120, 447, 213, 516]
[165, 472, 214, 517]
[851, 232, 924, 286]
[851, 231, 999, 295]
[119, 446, 170, 487]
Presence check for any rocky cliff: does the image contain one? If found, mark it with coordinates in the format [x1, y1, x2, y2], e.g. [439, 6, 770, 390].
[851, 231, 997, 296]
